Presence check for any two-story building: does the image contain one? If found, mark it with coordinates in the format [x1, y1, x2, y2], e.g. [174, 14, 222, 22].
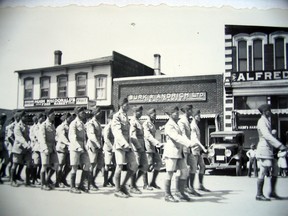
[224, 25, 288, 146]
[15, 51, 154, 126]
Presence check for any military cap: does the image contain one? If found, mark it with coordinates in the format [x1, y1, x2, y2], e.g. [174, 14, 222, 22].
[37, 113, 45, 119]
[60, 112, 71, 121]
[147, 108, 156, 115]
[180, 104, 193, 113]
[119, 97, 129, 106]
[32, 115, 38, 122]
[258, 104, 271, 114]
[91, 107, 101, 115]
[165, 106, 179, 115]
[74, 106, 85, 114]
[14, 110, 26, 119]
[45, 108, 55, 116]
[193, 109, 201, 117]
[133, 105, 143, 112]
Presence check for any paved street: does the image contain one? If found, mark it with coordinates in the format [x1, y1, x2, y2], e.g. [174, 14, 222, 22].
[0, 172, 288, 216]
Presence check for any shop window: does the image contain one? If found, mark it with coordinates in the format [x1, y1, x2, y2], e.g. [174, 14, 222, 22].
[95, 75, 107, 100]
[253, 39, 263, 71]
[234, 96, 267, 110]
[57, 75, 68, 98]
[275, 37, 285, 70]
[24, 78, 33, 99]
[40, 76, 50, 98]
[75, 73, 87, 96]
[238, 40, 247, 71]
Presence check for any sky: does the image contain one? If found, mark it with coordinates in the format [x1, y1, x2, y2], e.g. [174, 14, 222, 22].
[0, 0, 288, 109]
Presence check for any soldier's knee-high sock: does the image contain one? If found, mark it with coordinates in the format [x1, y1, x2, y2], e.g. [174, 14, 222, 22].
[179, 179, 186, 194]
[25, 167, 31, 185]
[136, 170, 144, 182]
[189, 173, 195, 189]
[130, 173, 137, 188]
[93, 168, 101, 184]
[16, 164, 24, 180]
[31, 167, 37, 183]
[47, 169, 55, 183]
[114, 171, 121, 191]
[56, 170, 62, 184]
[41, 172, 46, 186]
[78, 171, 85, 188]
[257, 179, 264, 196]
[164, 179, 172, 196]
[11, 166, 16, 182]
[0, 164, 7, 177]
[70, 172, 76, 188]
[175, 176, 180, 193]
[271, 176, 278, 194]
[150, 170, 159, 185]
[122, 170, 134, 188]
[199, 173, 204, 186]
[108, 166, 115, 184]
[143, 172, 149, 187]
[103, 170, 108, 186]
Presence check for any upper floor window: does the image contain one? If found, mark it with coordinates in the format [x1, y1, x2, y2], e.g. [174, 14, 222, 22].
[40, 76, 50, 98]
[275, 37, 285, 70]
[24, 78, 33, 99]
[95, 75, 107, 100]
[238, 40, 247, 71]
[253, 39, 263, 71]
[57, 75, 68, 98]
[76, 73, 87, 96]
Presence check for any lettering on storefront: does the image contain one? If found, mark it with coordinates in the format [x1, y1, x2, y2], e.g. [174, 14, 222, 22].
[232, 71, 288, 82]
[24, 97, 88, 107]
[238, 125, 257, 130]
[128, 92, 207, 103]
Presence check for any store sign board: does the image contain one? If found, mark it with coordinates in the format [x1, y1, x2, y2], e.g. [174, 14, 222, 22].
[24, 97, 88, 107]
[232, 70, 288, 82]
[128, 92, 207, 103]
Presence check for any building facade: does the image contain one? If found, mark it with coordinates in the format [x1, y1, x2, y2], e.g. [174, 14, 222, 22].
[15, 51, 154, 126]
[113, 74, 223, 146]
[224, 25, 288, 146]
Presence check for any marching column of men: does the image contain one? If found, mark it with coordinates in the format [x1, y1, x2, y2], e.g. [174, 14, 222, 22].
[0, 97, 215, 202]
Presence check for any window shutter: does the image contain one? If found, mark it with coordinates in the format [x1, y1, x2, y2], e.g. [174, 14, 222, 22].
[264, 44, 274, 70]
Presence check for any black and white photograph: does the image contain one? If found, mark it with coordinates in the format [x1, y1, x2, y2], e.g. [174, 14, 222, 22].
[0, 0, 288, 216]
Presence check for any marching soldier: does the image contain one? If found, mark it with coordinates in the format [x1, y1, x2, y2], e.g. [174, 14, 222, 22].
[177, 104, 201, 196]
[10, 111, 33, 187]
[143, 108, 163, 190]
[86, 107, 105, 191]
[55, 112, 73, 187]
[103, 112, 116, 187]
[111, 98, 138, 198]
[190, 109, 210, 193]
[255, 104, 287, 201]
[68, 106, 91, 194]
[38, 109, 59, 190]
[163, 106, 192, 202]
[130, 105, 149, 194]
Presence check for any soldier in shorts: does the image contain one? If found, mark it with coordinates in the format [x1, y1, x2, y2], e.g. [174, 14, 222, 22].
[55, 112, 73, 187]
[143, 108, 163, 190]
[38, 109, 59, 190]
[10, 111, 33, 187]
[111, 98, 138, 198]
[69, 106, 91, 194]
[86, 107, 105, 191]
[103, 112, 116, 187]
[255, 104, 287, 201]
[163, 106, 193, 202]
[130, 105, 149, 194]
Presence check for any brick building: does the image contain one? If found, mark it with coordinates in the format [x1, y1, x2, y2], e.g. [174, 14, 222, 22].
[15, 51, 154, 126]
[224, 25, 288, 146]
[113, 74, 223, 146]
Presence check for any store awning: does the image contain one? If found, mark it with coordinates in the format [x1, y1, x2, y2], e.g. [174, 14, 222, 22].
[235, 109, 288, 115]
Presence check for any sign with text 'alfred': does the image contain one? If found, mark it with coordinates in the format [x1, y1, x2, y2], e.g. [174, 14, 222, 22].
[128, 92, 207, 103]
[24, 97, 88, 107]
[232, 70, 288, 82]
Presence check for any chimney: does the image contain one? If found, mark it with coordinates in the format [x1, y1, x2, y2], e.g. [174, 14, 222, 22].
[54, 50, 62, 65]
[154, 54, 161, 75]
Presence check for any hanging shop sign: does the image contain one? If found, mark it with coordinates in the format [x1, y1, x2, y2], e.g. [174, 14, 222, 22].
[232, 70, 288, 82]
[128, 92, 207, 103]
[24, 97, 88, 107]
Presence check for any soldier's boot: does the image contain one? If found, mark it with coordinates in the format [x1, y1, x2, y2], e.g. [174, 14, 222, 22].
[46, 168, 55, 187]
[61, 166, 71, 187]
[121, 170, 134, 197]
[175, 179, 191, 202]
[149, 170, 160, 189]
[269, 176, 282, 199]
[107, 166, 115, 187]
[164, 179, 178, 202]
[92, 168, 101, 189]
[41, 172, 50, 191]
[10, 167, 18, 187]
[130, 173, 142, 194]
[55, 170, 64, 188]
[25, 167, 34, 187]
[199, 174, 210, 192]
[16, 164, 24, 182]
[188, 173, 201, 196]
[78, 171, 89, 193]
[255, 179, 270, 201]
[89, 171, 99, 191]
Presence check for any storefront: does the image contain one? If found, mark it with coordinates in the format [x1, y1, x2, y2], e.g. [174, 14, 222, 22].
[113, 74, 224, 146]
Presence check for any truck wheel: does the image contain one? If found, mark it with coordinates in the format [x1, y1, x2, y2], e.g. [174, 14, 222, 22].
[236, 161, 242, 176]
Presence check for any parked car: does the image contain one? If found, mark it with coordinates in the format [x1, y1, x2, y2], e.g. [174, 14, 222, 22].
[203, 131, 247, 176]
